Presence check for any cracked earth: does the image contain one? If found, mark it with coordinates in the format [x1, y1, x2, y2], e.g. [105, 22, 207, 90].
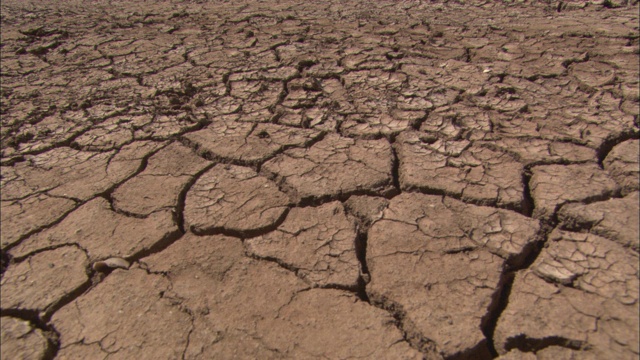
[1, 0, 639, 359]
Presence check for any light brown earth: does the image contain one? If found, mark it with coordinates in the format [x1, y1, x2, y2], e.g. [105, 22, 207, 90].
[1, 0, 639, 359]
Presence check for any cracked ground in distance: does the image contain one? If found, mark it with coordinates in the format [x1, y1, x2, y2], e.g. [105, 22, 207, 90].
[0, 0, 638, 359]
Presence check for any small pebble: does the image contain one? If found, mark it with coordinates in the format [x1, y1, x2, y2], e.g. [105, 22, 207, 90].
[92, 257, 130, 272]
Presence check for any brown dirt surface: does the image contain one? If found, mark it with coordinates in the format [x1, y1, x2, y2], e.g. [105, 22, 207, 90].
[1, 0, 638, 359]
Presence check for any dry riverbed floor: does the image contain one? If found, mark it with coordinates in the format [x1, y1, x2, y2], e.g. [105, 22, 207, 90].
[1, 0, 639, 359]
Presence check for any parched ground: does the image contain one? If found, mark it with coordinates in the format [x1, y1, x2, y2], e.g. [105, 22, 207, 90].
[0, 0, 639, 359]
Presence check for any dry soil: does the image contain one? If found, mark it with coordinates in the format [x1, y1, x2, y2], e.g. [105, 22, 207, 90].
[0, 0, 639, 359]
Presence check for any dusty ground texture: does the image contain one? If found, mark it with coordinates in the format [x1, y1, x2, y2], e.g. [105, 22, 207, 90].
[1, 0, 639, 359]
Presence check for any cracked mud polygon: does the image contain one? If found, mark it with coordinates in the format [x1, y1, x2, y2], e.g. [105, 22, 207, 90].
[1, 1, 639, 359]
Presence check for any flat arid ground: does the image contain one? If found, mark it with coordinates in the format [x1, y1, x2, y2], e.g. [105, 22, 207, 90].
[1, 0, 639, 359]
